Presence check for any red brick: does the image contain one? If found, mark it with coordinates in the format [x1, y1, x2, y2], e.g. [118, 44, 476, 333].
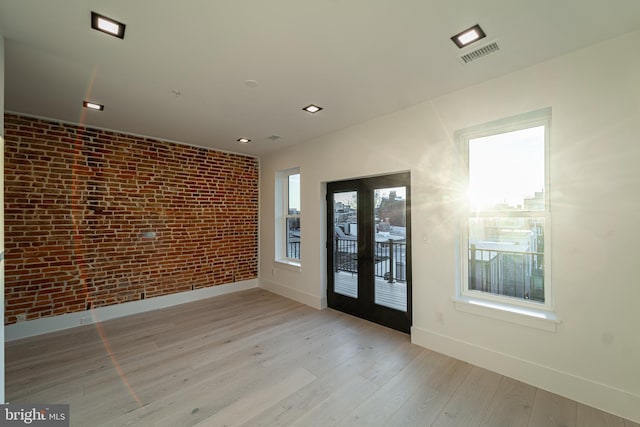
[4, 114, 259, 324]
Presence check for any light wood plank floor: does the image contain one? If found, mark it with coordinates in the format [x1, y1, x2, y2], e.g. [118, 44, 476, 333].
[5, 289, 638, 427]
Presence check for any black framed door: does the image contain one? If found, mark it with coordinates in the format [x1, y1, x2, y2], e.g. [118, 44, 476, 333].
[327, 172, 411, 333]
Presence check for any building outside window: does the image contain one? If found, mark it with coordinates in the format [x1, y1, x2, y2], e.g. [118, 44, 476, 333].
[457, 108, 551, 309]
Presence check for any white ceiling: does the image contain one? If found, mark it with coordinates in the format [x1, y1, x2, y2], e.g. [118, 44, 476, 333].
[1, 1, 639, 155]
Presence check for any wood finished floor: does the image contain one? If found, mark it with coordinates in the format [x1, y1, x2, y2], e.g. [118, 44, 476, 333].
[6, 289, 638, 427]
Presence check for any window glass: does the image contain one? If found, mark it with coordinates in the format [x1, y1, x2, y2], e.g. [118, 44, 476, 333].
[468, 126, 545, 212]
[461, 110, 550, 307]
[276, 170, 300, 262]
[286, 173, 301, 260]
[288, 173, 300, 213]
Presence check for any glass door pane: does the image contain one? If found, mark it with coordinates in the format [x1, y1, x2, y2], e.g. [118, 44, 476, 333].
[327, 172, 411, 333]
[333, 191, 358, 298]
[373, 187, 407, 312]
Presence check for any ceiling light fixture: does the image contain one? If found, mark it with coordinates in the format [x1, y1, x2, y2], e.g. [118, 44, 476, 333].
[91, 12, 126, 39]
[302, 104, 323, 114]
[451, 24, 486, 48]
[237, 138, 251, 144]
[83, 101, 104, 111]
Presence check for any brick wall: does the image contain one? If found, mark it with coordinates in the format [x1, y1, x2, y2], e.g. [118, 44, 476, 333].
[3, 114, 259, 325]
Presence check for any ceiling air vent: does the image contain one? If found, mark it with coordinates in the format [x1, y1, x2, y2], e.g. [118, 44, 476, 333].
[458, 41, 500, 64]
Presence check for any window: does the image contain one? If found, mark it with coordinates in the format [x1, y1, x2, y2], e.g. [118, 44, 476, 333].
[457, 108, 551, 310]
[275, 168, 301, 263]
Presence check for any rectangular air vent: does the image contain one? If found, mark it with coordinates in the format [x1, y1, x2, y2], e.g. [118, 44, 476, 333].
[459, 41, 500, 64]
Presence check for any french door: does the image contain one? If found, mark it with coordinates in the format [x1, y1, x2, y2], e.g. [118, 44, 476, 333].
[326, 172, 411, 333]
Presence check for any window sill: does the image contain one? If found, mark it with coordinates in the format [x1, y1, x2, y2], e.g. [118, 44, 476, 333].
[274, 259, 302, 272]
[453, 296, 560, 332]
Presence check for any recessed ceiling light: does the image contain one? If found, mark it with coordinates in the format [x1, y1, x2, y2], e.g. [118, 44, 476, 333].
[237, 138, 251, 144]
[303, 104, 323, 114]
[83, 101, 104, 111]
[91, 12, 126, 39]
[451, 24, 486, 48]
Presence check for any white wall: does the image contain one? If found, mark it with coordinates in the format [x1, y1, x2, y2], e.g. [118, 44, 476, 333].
[259, 30, 640, 422]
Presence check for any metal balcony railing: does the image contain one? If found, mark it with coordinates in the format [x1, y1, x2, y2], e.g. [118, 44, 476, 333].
[333, 238, 407, 283]
[287, 240, 300, 260]
[469, 244, 544, 302]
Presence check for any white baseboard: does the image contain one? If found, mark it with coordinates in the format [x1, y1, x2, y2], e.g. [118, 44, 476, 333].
[5, 279, 259, 342]
[259, 278, 326, 310]
[411, 326, 640, 424]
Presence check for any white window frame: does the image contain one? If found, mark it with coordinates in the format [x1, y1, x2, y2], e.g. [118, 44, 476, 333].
[275, 167, 301, 266]
[455, 108, 553, 314]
